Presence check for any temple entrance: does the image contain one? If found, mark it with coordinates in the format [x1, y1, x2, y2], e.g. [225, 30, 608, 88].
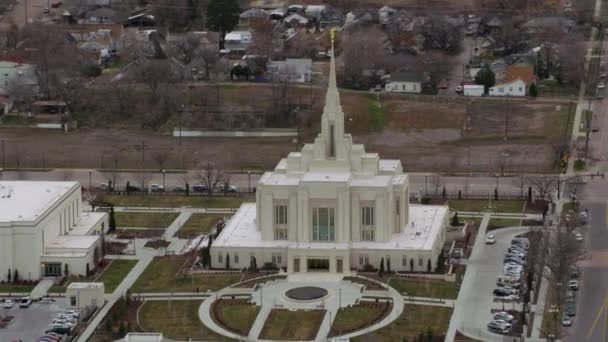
[336, 259, 343, 273]
[307, 258, 329, 272]
[294, 258, 300, 272]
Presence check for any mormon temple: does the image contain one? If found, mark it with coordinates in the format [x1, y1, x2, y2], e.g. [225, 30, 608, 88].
[211, 36, 448, 274]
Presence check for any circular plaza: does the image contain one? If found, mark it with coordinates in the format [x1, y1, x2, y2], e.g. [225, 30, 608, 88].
[199, 274, 404, 342]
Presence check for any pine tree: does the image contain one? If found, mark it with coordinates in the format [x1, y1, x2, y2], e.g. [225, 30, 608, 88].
[529, 83, 538, 97]
[206, 0, 240, 49]
[14, 269, 19, 283]
[409, 259, 414, 272]
[528, 186, 533, 203]
[225, 253, 230, 269]
[109, 206, 116, 231]
[379, 257, 385, 277]
[427, 259, 432, 273]
[442, 186, 447, 199]
[7, 268, 11, 283]
[474, 66, 496, 93]
[458, 190, 462, 199]
[494, 188, 499, 201]
[451, 211, 460, 226]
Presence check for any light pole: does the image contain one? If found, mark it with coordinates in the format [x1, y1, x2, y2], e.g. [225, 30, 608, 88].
[248, 171, 251, 193]
[338, 288, 341, 308]
[88, 170, 92, 193]
[162, 169, 166, 190]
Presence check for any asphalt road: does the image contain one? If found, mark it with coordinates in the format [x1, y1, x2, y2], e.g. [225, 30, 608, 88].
[0, 169, 523, 196]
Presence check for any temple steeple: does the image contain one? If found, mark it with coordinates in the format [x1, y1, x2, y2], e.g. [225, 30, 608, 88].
[321, 28, 346, 160]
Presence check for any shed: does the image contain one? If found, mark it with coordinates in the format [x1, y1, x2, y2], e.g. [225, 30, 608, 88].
[66, 282, 105, 310]
[463, 84, 484, 96]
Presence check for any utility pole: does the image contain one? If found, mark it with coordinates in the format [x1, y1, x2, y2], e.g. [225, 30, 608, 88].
[465, 96, 469, 131]
[587, 21, 605, 158]
[24, 0, 28, 25]
[141, 141, 145, 166]
[1, 139, 4, 169]
[504, 95, 509, 141]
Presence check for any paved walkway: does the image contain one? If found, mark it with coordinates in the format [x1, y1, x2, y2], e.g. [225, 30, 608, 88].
[30, 278, 55, 299]
[530, 269, 551, 340]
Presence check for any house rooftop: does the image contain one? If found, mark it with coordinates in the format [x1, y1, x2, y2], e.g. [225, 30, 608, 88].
[390, 71, 425, 83]
[505, 65, 535, 86]
[0, 181, 79, 223]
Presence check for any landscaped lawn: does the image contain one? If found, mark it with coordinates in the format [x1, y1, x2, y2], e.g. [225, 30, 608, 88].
[0, 285, 35, 293]
[96, 259, 138, 293]
[114, 212, 179, 228]
[211, 299, 260, 336]
[388, 278, 460, 299]
[139, 300, 233, 341]
[178, 213, 228, 238]
[488, 218, 522, 230]
[132, 256, 242, 293]
[259, 309, 325, 341]
[329, 302, 391, 336]
[449, 200, 525, 213]
[98, 195, 251, 208]
[352, 305, 453, 341]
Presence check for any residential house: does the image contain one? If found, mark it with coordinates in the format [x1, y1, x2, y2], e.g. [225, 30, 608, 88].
[267, 58, 312, 83]
[305, 5, 326, 19]
[269, 8, 286, 20]
[482, 15, 504, 35]
[463, 84, 485, 96]
[489, 65, 535, 96]
[284, 12, 309, 27]
[465, 14, 482, 36]
[386, 10, 421, 32]
[85, 8, 118, 24]
[125, 12, 156, 27]
[318, 8, 344, 29]
[239, 8, 269, 26]
[385, 71, 425, 93]
[0, 61, 38, 107]
[287, 5, 305, 14]
[65, 25, 125, 62]
[224, 31, 253, 54]
[345, 9, 376, 27]
[523, 16, 575, 34]
[379, 5, 397, 25]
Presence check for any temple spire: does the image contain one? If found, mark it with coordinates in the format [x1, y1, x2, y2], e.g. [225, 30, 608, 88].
[321, 28, 345, 159]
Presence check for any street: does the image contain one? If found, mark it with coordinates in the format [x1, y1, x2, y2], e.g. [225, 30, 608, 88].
[0, 169, 523, 196]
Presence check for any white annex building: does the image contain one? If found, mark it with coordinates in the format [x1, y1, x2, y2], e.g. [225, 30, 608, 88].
[212, 46, 448, 274]
[0, 181, 108, 281]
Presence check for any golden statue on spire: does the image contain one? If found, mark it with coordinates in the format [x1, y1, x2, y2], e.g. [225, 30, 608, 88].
[330, 27, 336, 47]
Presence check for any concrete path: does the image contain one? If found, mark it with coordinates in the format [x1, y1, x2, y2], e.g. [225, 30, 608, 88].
[30, 278, 55, 299]
[530, 271, 550, 340]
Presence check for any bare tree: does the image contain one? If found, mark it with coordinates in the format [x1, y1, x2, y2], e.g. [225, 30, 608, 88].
[110, 83, 136, 118]
[135, 172, 152, 191]
[417, 51, 454, 89]
[526, 175, 557, 200]
[196, 161, 224, 195]
[152, 150, 169, 171]
[248, 18, 279, 58]
[63, 169, 74, 181]
[173, 33, 203, 65]
[429, 175, 444, 196]
[422, 16, 463, 55]
[341, 27, 388, 88]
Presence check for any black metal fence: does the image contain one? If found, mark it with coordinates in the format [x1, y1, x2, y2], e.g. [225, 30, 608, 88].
[413, 190, 527, 201]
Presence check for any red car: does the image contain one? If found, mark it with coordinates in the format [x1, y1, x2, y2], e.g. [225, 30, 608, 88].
[439, 81, 449, 89]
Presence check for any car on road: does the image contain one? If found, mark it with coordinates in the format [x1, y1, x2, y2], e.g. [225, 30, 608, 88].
[562, 315, 573, 326]
[192, 184, 208, 192]
[455, 85, 463, 93]
[150, 184, 164, 192]
[574, 231, 583, 242]
[598, 82, 606, 89]
[172, 185, 186, 192]
[485, 234, 496, 244]
[496, 285, 519, 295]
[3, 299, 14, 308]
[569, 279, 579, 290]
[494, 311, 514, 323]
[43, 7, 50, 13]
[217, 183, 238, 193]
[439, 80, 449, 89]
[570, 269, 580, 279]
[565, 301, 577, 316]
[19, 297, 32, 308]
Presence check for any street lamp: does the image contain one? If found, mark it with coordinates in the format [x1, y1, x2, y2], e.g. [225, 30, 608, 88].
[162, 169, 166, 190]
[88, 170, 92, 193]
[248, 171, 251, 193]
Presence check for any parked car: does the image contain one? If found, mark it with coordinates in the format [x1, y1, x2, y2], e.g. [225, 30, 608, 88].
[43, 7, 50, 13]
[98, 183, 110, 191]
[485, 234, 496, 244]
[217, 183, 238, 193]
[39, 334, 61, 341]
[172, 185, 186, 193]
[150, 184, 164, 192]
[570, 269, 580, 279]
[192, 184, 207, 192]
[562, 315, 573, 326]
[496, 286, 518, 295]
[574, 231, 583, 242]
[494, 311, 514, 323]
[565, 301, 577, 316]
[569, 280, 580, 290]
[488, 320, 510, 333]
[3, 299, 14, 308]
[598, 82, 606, 89]
[19, 297, 32, 308]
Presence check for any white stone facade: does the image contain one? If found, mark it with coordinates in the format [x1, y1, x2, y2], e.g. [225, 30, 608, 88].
[0, 181, 108, 281]
[211, 46, 448, 274]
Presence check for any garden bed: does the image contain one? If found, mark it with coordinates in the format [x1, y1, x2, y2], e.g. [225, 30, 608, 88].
[329, 301, 392, 336]
[210, 299, 260, 336]
[259, 309, 325, 341]
[144, 239, 171, 249]
[343, 276, 386, 291]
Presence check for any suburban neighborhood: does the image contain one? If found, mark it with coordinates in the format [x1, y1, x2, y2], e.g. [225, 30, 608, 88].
[0, 0, 607, 341]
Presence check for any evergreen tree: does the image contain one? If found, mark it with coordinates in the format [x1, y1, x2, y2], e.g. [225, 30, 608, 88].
[451, 211, 460, 226]
[494, 188, 499, 201]
[528, 186, 533, 202]
[409, 259, 414, 271]
[458, 189, 462, 200]
[105, 316, 113, 332]
[427, 259, 432, 272]
[379, 257, 385, 277]
[474, 66, 496, 93]
[109, 206, 117, 231]
[14, 269, 19, 283]
[118, 321, 126, 338]
[64, 263, 69, 278]
[441, 186, 447, 199]
[529, 83, 538, 97]
[7, 268, 11, 283]
[225, 253, 230, 269]
[206, 0, 240, 49]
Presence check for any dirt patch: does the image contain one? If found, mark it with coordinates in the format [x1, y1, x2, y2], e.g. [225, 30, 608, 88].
[144, 239, 171, 249]
[115, 229, 165, 239]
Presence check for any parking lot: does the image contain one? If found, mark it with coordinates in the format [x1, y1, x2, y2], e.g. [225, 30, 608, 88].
[0, 297, 67, 342]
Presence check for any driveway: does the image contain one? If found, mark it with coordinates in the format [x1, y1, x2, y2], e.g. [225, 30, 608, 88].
[449, 225, 529, 341]
[0, 298, 67, 341]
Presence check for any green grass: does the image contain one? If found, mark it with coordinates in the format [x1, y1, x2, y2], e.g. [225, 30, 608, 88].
[388, 278, 460, 299]
[574, 159, 586, 171]
[98, 195, 250, 208]
[0, 285, 35, 293]
[114, 212, 178, 228]
[259, 309, 326, 341]
[329, 302, 391, 336]
[211, 299, 260, 336]
[139, 300, 233, 341]
[96, 259, 138, 293]
[536, 80, 577, 97]
[449, 200, 524, 213]
[352, 305, 453, 341]
[368, 94, 386, 130]
[178, 213, 228, 238]
[132, 256, 242, 293]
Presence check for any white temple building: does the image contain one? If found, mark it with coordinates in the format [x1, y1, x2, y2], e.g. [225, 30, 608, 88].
[211, 42, 448, 274]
